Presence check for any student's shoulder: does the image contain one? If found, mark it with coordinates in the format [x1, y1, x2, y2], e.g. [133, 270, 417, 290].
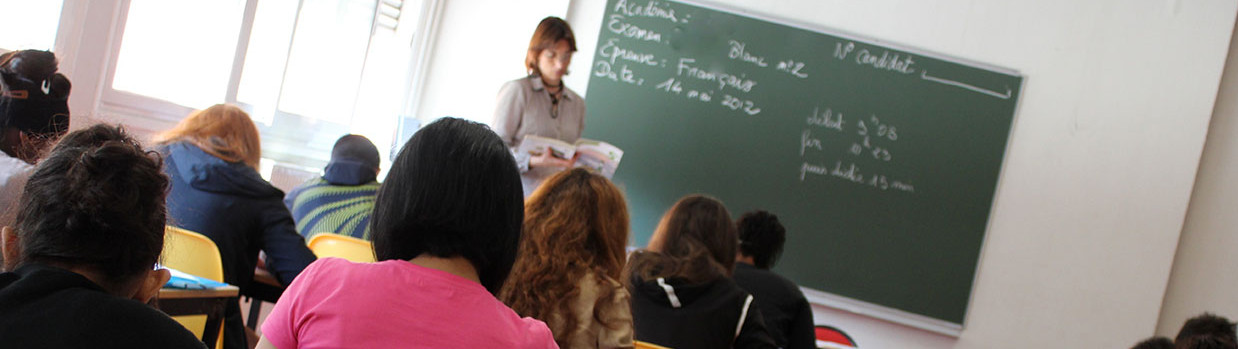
[509, 311, 559, 349]
[85, 296, 208, 348]
[288, 176, 330, 194]
[0, 153, 34, 179]
[303, 256, 362, 275]
[499, 76, 538, 94]
[762, 269, 803, 291]
[563, 85, 584, 101]
[737, 265, 799, 287]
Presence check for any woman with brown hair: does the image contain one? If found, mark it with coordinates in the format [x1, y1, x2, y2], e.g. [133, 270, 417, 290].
[627, 195, 777, 349]
[493, 16, 586, 196]
[501, 168, 634, 348]
[156, 104, 316, 349]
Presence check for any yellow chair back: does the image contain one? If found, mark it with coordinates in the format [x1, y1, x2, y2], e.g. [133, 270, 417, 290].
[162, 226, 226, 349]
[307, 234, 375, 262]
[634, 340, 672, 349]
[163, 226, 224, 282]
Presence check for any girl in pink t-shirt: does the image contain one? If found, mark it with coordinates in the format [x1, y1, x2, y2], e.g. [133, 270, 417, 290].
[258, 118, 557, 349]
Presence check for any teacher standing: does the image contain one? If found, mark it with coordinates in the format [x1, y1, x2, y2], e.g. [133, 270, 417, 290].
[493, 16, 585, 196]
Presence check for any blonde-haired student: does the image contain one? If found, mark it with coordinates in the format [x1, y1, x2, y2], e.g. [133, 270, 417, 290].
[157, 104, 316, 349]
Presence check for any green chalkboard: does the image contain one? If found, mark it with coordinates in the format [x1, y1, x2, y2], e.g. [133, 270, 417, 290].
[583, 0, 1023, 325]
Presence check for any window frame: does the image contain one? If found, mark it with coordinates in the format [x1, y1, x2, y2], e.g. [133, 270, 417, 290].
[94, 0, 443, 168]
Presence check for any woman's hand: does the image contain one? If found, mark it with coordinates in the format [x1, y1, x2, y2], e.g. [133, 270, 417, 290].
[529, 146, 573, 169]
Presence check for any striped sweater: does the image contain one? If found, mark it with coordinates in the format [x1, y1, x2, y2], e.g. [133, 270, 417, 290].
[284, 177, 379, 240]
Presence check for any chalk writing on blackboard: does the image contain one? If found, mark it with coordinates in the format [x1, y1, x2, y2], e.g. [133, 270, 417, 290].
[593, 61, 644, 85]
[800, 129, 823, 156]
[775, 59, 809, 78]
[599, 39, 661, 66]
[920, 70, 1013, 99]
[851, 115, 897, 162]
[728, 40, 769, 67]
[676, 58, 757, 93]
[799, 160, 916, 193]
[807, 107, 844, 131]
[614, 0, 684, 23]
[720, 94, 761, 115]
[800, 107, 913, 192]
[834, 41, 917, 74]
[608, 14, 665, 42]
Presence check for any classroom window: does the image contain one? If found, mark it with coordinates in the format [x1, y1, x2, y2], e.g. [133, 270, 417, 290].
[112, 0, 245, 109]
[0, 0, 65, 51]
[107, 0, 430, 169]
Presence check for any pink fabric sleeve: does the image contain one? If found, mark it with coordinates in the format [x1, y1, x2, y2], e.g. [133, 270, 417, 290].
[260, 258, 326, 349]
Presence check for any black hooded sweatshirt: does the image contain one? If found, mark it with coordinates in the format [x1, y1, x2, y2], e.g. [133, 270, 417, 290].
[630, 274, 778, 349]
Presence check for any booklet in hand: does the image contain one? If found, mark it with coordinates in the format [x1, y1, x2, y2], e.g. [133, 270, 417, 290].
[517, 135, 624, 178]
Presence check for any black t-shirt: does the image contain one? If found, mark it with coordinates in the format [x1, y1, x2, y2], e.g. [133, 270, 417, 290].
[733, 262, 816, 349]
[0, 263, 207, 349]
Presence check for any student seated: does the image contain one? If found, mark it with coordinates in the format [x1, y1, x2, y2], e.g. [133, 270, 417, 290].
[0, 49, 71, 230]
[501, 168, 634, 348]
[284, 134, 381, 240]
[258, 117, 556, 349]
[154, 104, 316, 349]
[627, 194, 776, 349]
[0, 124, 206, 348]
[732, 210, 815, 349]
[1174, 313, 1238, 349]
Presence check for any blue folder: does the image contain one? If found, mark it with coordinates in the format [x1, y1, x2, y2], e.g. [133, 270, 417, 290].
[161, 267, 228, 289]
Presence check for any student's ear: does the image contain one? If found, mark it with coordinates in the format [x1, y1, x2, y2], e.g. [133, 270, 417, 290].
[2, 226, 19, 271]
[133, 268, 170, 303]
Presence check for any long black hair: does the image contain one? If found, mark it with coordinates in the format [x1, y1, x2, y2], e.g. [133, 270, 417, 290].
[370, 117, 523, 294]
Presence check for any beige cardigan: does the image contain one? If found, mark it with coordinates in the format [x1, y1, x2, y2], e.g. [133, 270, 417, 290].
[545, 272, 634, 349]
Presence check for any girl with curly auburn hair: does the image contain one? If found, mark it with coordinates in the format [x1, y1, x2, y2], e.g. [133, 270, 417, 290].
[501, 168, 634, 348]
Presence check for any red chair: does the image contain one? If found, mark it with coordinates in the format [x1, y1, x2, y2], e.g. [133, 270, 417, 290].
[815, 325, 857, 348]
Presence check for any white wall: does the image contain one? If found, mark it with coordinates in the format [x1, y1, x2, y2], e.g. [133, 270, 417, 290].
[413, 0, 570, 124]
[558, 0, 1236, 348]
[1157, 17, 1238, 338]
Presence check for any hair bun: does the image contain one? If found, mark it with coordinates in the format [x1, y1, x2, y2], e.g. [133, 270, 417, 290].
[72, 139, 148, 180]
[0, 50, 59, 83]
